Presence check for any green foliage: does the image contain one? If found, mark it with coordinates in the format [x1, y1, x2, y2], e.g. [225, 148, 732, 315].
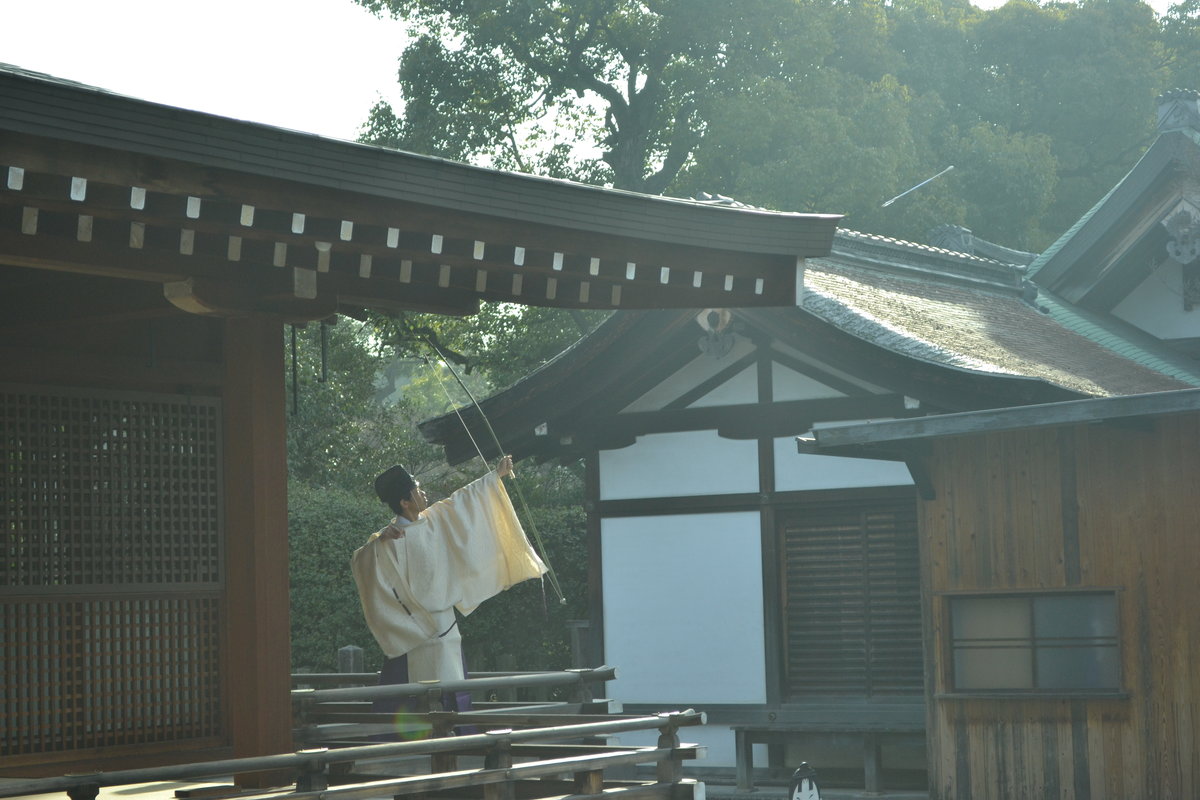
[370, 304, 608, 390]
[358, 0, 802, 190]
[286, 309, 596, 672]
[460, 498, 591, 671]
[359, 0, 1200, 251]
[288, 478, 388, 671]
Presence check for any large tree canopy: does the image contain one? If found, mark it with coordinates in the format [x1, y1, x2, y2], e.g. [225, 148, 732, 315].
[359, 0, 1199, 250]
[359, 0, 796, 191]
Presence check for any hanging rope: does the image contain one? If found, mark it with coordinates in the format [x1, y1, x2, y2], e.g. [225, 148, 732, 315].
[422, 340, 567, 605]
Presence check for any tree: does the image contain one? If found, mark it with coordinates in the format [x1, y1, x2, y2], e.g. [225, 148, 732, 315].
[961, 0, 1168, 237]
[357, 0, 798, 191]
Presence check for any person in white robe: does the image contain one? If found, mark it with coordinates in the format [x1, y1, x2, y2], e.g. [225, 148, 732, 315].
[351, 455, 546, 712]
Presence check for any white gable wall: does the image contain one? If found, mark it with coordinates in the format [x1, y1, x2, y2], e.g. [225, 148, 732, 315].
[601, 512, 766, 705]
[591, 328, 919, 769]
[623, 335, 757, 412]
[771, 361, 846, 401]
[599, 431, 759, 500]
[774, 437, 913, 491]
[1112, 260, 1200, 340]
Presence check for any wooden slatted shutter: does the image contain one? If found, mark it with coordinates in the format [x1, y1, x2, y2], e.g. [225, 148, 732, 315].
[780, 495, 922, 698]
[1, 385, 224, 761]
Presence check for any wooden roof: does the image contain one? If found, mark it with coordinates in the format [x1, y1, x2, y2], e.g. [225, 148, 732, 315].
[0, 64, 840, 319]
[800, 387, 1200, 459]
[420, 229, 1200, 466]
[1026, 128, 1200, 310]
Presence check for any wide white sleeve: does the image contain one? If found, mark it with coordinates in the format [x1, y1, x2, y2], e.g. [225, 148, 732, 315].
[403, 471, 546, 614]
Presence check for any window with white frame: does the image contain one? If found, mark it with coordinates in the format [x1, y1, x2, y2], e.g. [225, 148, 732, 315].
[948, 592, 1120, 693]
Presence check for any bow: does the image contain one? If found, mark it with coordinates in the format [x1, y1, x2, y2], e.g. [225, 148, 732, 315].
[423, 340, 567, 605]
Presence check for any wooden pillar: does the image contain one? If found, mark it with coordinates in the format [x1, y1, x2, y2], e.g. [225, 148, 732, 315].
[222, 314, 292, 785]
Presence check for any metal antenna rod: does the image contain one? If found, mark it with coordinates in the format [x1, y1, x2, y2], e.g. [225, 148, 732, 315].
[881, 165, 955, 208]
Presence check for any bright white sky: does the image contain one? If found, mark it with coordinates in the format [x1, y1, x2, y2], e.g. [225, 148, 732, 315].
[6, 0, 409, 142]
[5, 0, 1175, 144]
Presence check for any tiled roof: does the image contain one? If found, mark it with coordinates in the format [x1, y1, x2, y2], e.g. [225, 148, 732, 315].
[800, 258, 1198, 397]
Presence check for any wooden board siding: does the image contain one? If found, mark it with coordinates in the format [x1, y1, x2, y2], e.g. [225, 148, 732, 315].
[921, 415, 1200, 800]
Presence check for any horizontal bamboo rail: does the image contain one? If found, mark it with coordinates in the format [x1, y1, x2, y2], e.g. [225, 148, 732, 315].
[292, 666, 618, 705]
[0, 710, 704, 800]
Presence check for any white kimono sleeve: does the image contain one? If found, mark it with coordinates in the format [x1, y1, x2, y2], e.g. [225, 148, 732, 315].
[403, 471, 546, 614]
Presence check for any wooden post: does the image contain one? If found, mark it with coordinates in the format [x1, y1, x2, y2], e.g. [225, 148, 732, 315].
[222, 314, 292, 787]
[656, 723, 682, 784]
[483, 733, 515, 800]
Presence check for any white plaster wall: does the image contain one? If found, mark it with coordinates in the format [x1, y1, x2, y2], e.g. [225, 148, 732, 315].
[1112, 260, 1200, 341]
[609, 724, 763, 768]
[599, 431, 759, 500]
[624, 334, 757, 412]
[602, 512, 766, 705]
[771, 362, 846, 402]
[774, 437, 913, 492]
[688, 365, 757, 408]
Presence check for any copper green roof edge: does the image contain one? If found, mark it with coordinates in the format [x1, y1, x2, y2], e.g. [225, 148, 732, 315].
[1035, 292, 1200, 386]
[1024, 180, 1124, 279]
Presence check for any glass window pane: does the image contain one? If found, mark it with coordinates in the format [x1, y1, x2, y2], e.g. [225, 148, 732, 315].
[952, 597, 1030, 640]
[1036, 645, 1120, 689]
[1034, 594, 1116, 639]
[954, 646, 1033, 689]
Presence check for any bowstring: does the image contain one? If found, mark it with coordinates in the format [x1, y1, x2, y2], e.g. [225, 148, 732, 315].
[422, 343, 567, 605]
[422, 355, 490, 475]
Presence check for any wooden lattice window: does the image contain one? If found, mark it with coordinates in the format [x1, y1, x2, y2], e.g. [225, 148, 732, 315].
[780, 494, 922, 698]
[1, 385, 224, 757]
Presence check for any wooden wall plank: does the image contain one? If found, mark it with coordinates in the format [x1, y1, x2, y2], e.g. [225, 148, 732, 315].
[922, 414, 1200, 799]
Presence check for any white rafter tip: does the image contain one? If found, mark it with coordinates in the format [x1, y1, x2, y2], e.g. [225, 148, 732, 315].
[6, 166, 24, 190]
[660, 267, 670, 284]
[625, 262, 636, 280]
[340, 221, 354, 241]
[589, 257, 600, 275]
[431, 234, 444, 254]
[130, 187, 146, 210]
[724, 275, 734, 291]
[387, 228, 400, 248]
[693, 271, 703, 288]
[553, 252, 564, 270]
[186, 196, 202, 219]
[70, 177, 87, 202]
[474, 241, 485, 260]
[513, 246, 525, 265]
[240, 204, 255, 226]
[291, 213, 306, 234]
[754, 278, 765, 295]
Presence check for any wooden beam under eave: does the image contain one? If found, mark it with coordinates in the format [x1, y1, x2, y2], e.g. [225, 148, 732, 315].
[0, 344, 223, 390]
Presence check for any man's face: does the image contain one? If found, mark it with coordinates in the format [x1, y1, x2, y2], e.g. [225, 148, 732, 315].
[401, 482, 428, 518]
